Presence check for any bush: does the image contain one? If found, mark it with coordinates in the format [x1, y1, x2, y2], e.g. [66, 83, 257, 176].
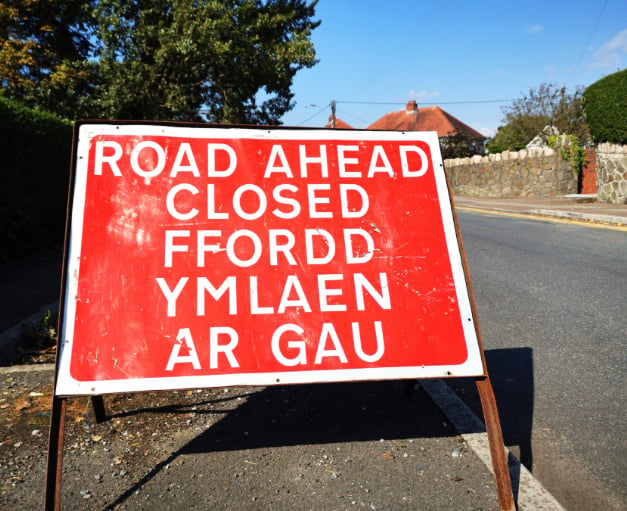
[486, 83, 588, 153]
[0, 97, 72, 263]
[583, 69, 627, 144]
[486, 120, 536, 153]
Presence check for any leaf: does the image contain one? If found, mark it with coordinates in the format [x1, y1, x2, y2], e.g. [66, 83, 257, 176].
[15, 399, 32, 411]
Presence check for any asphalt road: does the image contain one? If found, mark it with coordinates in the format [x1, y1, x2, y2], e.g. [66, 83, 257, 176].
[452, 211, 627, 511]
[1, 209, 623, 510]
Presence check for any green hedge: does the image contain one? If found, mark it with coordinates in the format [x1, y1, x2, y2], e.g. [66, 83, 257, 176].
[0, 97, 73, 264]
[583, 69, 627, 144]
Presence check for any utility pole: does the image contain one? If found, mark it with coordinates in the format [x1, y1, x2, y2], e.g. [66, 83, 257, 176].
[331, 99, 336, 128]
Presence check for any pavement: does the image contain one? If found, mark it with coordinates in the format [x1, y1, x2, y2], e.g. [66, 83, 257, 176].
[453, 194, 627, 227]
[1, 194, 624, 510]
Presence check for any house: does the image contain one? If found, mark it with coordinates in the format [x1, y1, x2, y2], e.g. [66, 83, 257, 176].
[368, 100, 486, 156]
[324, 115, 353, 129]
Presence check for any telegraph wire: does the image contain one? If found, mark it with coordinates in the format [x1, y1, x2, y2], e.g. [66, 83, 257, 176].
[574, 0, 609, 70]
[334, 106, 371, 126]
[291, 97, 519, 128]
[295, 102, 331, 126]
[336, 98, 515, 106]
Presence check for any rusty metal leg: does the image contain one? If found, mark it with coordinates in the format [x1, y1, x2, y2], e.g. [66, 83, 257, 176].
[476, 376, 516, 511]
[91, 395, 107, 423]
[45, 396, 67, 511]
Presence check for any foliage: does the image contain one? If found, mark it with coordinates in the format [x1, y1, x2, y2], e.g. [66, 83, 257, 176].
[0, 0, 96, 119]
[24, 309, 58, 348]
[486, 83, 589, 153]
[547, 134, 587, 174]
[440, 133, 483, 159]
[0, 96, 72, 263]
[583, 69, 627, 144]
[486, 116, 547, 153]
[0, 1, 319, 262]
[91, 0, 320, 124]
[0, 0, 319, 124]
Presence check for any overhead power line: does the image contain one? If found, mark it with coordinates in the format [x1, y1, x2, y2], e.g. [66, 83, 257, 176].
[292, 97, 518, 128]
[574, 0, 609, 69]
[295, 102, 330, 126]
[336, 99, 516, 106]
[334, 106, 370, 126]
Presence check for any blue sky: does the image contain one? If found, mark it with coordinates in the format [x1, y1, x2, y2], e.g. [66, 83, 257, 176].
[280, 0, 627, 136]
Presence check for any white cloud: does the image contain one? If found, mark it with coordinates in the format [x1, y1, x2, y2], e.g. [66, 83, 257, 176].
[590, 28, 627, 69]
[475, 125, 496, 138]
[526, 24, 543, 34]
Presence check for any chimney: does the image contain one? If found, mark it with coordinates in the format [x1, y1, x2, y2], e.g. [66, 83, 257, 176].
[406, 100, 417, 113]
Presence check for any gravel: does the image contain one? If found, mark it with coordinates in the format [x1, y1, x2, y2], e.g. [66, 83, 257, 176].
[0, 368, 501, 510]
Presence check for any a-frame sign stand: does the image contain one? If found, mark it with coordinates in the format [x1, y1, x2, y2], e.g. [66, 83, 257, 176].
[451, 198, 516, 511]
[45, 123, 515, 510]
[477, 376, 516, 510]
[46, 369, 515, 510]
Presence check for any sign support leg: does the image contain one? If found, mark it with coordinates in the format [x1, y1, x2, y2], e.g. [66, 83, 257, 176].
[476, 376, 516, 511]
[446, 176, 516, 510]
[45, 395, 67, 511]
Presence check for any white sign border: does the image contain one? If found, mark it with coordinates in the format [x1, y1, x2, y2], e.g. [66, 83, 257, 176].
[56, 124, 484, 396]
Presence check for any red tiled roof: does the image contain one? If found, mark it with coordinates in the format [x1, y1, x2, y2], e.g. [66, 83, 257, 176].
[367, 101, 485, 140]
[324, 115, 353, 129]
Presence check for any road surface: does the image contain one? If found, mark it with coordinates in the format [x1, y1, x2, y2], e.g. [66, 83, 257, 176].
[453, 210, 626, 511]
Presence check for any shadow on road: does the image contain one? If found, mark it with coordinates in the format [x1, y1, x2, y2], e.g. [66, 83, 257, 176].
[91, 350, 534, 510]
[102, 379, 466, 510]
[449, 347, 535, 470]
[180, 380, 453, 451]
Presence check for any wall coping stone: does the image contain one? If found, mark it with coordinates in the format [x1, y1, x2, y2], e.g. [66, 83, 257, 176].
[597, 142, 627, 155]
[445, 146, 557, 167]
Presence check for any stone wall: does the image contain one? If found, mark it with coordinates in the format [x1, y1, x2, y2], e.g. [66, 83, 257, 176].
[596, 143, 627, 204]
[444, 148, 577, 197]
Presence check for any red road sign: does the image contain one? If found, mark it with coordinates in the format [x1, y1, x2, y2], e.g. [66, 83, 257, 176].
[55, 124, 484, 395]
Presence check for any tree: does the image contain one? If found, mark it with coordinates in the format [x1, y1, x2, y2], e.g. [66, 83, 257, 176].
[92, 0, 320, 124]
[583, 69, 627, 144]
[486, 83, 589, 153]
[439, 133, 483, 159]
[0, 1, 319, 123]
[0, 0, 96, 119]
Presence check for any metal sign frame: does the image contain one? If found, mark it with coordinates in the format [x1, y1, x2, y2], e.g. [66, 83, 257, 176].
[45, 121, 514, 510]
